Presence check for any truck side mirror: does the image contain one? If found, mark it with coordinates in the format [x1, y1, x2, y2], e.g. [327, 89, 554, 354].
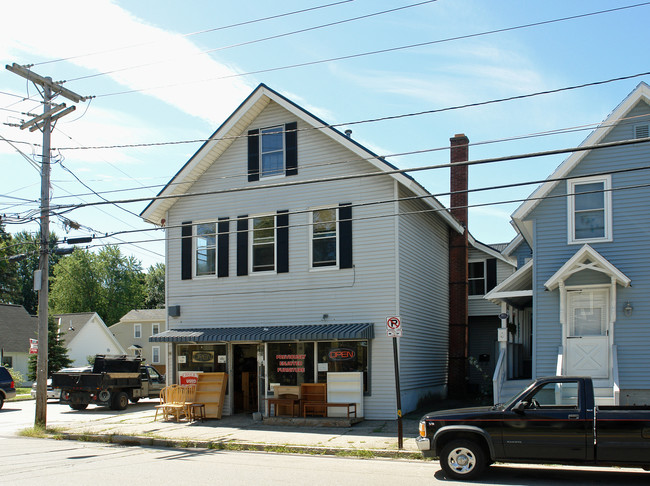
[513, 401, 528, 413]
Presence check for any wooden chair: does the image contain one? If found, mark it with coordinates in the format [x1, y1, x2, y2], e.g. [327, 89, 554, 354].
[154, 385, 174, 421]
[181, 384, 197, 420]
[154, 384, 188, 422]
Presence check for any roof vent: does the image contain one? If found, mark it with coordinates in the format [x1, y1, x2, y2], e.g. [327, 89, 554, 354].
[344, 129, 352, 138]
[635, 123, 649, 139]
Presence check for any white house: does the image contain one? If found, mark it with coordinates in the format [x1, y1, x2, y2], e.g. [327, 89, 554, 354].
[55, 312, 126, 367]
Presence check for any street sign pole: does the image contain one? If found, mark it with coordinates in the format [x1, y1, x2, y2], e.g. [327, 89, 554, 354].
[392, 337, 403, 449]
[387, 316, 403, 449]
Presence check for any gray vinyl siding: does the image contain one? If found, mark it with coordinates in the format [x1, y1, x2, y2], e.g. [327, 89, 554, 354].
[527, 99, 650, 388]
[397, 186, 450, 411]
[165, 100, 430, 418]
[468, 248, 514, 317]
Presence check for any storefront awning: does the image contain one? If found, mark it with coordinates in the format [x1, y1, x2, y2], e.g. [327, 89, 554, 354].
[149, 323, 374, 343]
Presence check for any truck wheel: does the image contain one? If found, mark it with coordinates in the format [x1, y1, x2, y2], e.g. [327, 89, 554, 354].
[439, 439, 487, 480]
[0, 397, 4, 409]
[70, 403, 88, 411]
[111, 391, 129, 411]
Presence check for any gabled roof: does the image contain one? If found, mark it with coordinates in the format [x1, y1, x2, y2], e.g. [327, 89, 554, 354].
[117, 309, 166, 323]
[544, 244, 631, 291]
[511, 82, 650, 243]
[468, 234, 516, 266]
[0, 304, 37, 352]
[140, 83, 463, 234]
[485, 259, 533, 308]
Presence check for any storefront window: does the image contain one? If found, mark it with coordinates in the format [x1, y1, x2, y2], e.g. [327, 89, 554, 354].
[177, 344, 227, 373]
[317, 340, 369, 393]
[267, 342, 314, 393]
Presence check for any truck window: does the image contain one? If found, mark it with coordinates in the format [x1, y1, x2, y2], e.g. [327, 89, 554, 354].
[528, 382, 579, 409]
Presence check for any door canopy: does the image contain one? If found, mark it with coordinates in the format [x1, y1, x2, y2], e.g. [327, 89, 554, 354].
[544, 245, 631, 291]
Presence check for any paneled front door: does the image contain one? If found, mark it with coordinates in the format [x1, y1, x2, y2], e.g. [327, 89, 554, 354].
[565, 289, 610, 379]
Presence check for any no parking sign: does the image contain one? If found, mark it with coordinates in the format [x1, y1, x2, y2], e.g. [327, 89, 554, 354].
[386, 316, 402, 337]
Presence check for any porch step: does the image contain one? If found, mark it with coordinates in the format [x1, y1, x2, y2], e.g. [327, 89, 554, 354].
[594, 386, 616, 405]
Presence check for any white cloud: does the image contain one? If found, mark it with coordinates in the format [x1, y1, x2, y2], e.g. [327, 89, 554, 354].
[1, 0, 253, 126]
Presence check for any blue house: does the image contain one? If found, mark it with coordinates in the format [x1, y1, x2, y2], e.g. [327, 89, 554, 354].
[487, 82, 650, 405]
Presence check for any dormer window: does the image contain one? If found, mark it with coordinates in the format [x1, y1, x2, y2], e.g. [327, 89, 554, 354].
[567, 175, 612, 244]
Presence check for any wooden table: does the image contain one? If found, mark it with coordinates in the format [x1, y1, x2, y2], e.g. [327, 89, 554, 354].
[267, 397, 301, 417]
[189, 403, 206, 422]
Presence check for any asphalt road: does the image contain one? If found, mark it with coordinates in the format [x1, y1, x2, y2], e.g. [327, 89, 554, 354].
[2, 399, 648, 485]
[3, 436, 649, 486]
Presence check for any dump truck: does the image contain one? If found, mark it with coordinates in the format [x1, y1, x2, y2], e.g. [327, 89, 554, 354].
[52, 355, 165, 411]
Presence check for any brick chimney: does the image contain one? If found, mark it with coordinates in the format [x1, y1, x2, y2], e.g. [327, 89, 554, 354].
[448, 133, 469, 398]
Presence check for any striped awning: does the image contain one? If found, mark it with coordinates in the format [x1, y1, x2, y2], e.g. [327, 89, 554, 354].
[149, 322, 374, 343]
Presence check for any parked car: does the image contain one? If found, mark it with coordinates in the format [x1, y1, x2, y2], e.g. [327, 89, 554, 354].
[31, 366, 92, 400]
[0, 366, 17, 409]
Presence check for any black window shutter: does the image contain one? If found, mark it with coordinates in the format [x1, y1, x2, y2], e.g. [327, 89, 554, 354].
[339, 203, 353, 269]
[285, 122, 298, 176]
[181, 221, 193, 280]
[217, 217, 229, 278]
[486, 258, 497, 291]
[248, 129, 260, 182]
[237, 215, 248, 276]
[277, 210, 289, 273]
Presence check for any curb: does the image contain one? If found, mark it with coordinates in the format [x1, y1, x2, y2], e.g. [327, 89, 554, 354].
[56, 432, 425, 460]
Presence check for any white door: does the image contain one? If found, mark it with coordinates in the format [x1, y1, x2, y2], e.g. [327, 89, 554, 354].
[565, 289, 610, 379]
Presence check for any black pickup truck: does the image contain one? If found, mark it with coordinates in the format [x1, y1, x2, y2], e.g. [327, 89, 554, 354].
[417, 376, 650, 480]
[52, 355, 165, 411]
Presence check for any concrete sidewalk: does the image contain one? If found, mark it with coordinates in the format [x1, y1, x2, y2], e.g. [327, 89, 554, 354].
[51, 402, 424, 458]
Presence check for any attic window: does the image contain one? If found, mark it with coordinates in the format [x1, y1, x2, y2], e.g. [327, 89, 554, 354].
[634, 123, 649, 139]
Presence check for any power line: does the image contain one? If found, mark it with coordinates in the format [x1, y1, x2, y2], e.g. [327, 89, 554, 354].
[4, 160, 650, 264]
[32, 0, 354, 67]
[45, 136, 650, 215]
[39, 111, 650, 205]
[50, 71, 650, 152]
[89, 2, 650, 98]
[65, 1, 439, 83]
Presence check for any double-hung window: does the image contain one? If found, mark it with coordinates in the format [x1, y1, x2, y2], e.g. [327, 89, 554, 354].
[251, 215, 275, 272]
[260, 126, 284, 178]
[152, 323, 160, 336]
[468, 261, 486, 296]
[195, 222, 217, 276]
[568, 176, 612, 243]
[134, 324, 141, 339]
[311, 208, 338, 268]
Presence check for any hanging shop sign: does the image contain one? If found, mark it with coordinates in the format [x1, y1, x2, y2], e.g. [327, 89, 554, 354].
[276, 354, 306, 373]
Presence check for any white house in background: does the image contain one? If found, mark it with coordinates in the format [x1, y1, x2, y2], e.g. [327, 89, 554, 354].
[0, 304, 37, 384]
[55, 312, 126, 367]
[111, 309, 167, 375]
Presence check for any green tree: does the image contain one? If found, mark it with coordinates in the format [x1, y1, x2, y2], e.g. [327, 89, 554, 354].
[0, 222, 19, 304]
[144, 262, 165, 309]
[28, 315, 73, 380]
[50, 245, 146, 325]
[12, 230, 60, 315]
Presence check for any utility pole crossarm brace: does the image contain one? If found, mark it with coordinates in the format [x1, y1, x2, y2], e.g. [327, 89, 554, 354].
[5, 63, 88, 103]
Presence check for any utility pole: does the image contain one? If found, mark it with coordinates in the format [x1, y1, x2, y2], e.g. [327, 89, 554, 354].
[5, 63, 87, 427]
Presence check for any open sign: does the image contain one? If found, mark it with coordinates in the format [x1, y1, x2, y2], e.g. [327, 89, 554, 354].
[328, 348, 355, 361]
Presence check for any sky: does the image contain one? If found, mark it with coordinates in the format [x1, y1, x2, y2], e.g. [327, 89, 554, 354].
[1, 0, 649, 270]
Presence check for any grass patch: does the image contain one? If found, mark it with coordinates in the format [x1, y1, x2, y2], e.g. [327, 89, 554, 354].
[18, 425, 64, 439]
[335, 449, 376, 459]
